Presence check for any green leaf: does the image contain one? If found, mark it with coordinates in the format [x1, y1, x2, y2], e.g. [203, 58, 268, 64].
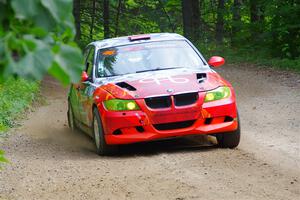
[16, 47, 53, 80]
[53, 44, 83, 83]
[48, 62, 70, 85]
[29, 27, 48, 38]
[11, 0, 39, 19]
[33, 5, 56, 32]
[127, 0, 138, 8]
[0, 1, 12, 24]
[40, 0, 72, 22]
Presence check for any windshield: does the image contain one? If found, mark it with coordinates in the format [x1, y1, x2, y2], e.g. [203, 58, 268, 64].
[96, 40, 206, 77]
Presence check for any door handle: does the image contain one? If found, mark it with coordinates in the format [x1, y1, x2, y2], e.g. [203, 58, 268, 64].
[74, 84, 81, 91]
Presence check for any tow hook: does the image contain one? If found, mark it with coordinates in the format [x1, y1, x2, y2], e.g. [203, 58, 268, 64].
[135, 113, 146, 125]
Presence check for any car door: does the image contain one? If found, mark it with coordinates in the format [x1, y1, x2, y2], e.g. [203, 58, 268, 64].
[69, 47, 91, 122]
[77, 45, 97, 128]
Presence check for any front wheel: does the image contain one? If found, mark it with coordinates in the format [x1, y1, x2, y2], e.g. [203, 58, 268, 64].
[216, 116, 241, 148]
[93, 108, 118, 156]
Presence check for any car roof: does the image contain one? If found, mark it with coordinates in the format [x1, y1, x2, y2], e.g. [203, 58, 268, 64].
[90, 33, 186, 49]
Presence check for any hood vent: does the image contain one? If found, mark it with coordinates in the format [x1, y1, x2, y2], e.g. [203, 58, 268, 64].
[115, 82, 137, 91]
[196, 73, 207, 83]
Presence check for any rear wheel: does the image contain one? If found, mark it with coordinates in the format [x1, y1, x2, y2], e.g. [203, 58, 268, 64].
[216, 116, 240, 148]
[67, 102, 76, 132]
[93, 108, 118, 156]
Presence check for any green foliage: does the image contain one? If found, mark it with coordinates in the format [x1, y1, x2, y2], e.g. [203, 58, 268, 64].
[0, 78, 39, 167]
[79, 0, 177, 46]
[267, 0, 300, 59]
[79, 0, 299, 68]
[0, 150, 8, 162]
[0, 150, 8, 168]
[0, 0, 84, 85]
[0, 78, 39, 132]
[0, 0, 84, 167]
[198, 43, 300, 72]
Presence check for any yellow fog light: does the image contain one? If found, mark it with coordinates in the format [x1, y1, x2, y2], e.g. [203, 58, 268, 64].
[204, 86, 231, 102]
[205, 93, 215, 102]
[103, 99, 140, 111]
[127, 102, 137, 110]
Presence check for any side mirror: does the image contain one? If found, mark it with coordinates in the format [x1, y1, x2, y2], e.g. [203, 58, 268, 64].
[208, 56, 225, 67]
[81, 71, 89, 82]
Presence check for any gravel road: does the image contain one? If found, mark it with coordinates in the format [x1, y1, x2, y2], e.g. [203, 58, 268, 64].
[0, 64, 299, 200]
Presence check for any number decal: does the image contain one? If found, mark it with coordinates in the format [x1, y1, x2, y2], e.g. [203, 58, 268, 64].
[139, 76, 189, 85]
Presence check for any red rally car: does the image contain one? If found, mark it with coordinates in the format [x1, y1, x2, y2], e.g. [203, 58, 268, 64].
[68, 33, 240, 155]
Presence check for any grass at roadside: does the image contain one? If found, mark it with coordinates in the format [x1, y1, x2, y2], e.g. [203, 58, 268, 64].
[0, 78, 40, 134]
[198, 44, 300, 72]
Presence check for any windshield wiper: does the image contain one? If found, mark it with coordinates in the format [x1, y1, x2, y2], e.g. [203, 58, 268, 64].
[105, 74, 119, 77]
[136, 67, 183, 73]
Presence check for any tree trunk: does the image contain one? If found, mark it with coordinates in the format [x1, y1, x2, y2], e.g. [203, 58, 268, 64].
[73, 0, 81, 42]
[231, 0, 241, 46]
[114, 0, 122, 37]
[182, 0, 200, 43]
[103, 0, 110, 39]
[250, 0, 264, 39]
[232, 0, 241, 30]
[250, 0, 259, 23]
[159, 0, 175, 32]
[89, 0, 96, 40]
[250, 0, 264, 24]
[216, 0, 224, 44]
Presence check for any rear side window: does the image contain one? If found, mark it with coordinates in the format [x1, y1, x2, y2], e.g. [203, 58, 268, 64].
[85, 46, 95, 77]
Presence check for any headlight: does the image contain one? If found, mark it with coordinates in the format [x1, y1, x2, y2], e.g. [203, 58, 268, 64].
[204, 86, 231, 102]
[103, 99, 140, 111]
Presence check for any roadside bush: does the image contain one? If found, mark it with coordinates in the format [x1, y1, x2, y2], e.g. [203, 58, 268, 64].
[0, 78, 39, 133]
[0, 150, 8, 168]
[198, 43, 300, 72]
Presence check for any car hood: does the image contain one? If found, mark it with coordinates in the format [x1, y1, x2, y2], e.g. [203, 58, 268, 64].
[97, 68, 227, 99]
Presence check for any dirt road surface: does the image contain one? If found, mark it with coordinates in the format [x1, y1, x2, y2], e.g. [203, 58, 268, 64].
[0, 64, 299, 200]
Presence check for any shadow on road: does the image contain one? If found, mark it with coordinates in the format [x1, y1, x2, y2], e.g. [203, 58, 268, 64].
[59, 128, 218, 157]
[117, 136, 217, 157]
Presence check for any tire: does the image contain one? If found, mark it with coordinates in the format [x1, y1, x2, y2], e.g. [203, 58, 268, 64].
[216, 115, 241, 148]
[93, 108, 118, 156]
[67, 101, 77, 132]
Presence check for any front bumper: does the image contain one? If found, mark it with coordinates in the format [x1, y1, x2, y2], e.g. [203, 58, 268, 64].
[100, 95, 238, 145]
